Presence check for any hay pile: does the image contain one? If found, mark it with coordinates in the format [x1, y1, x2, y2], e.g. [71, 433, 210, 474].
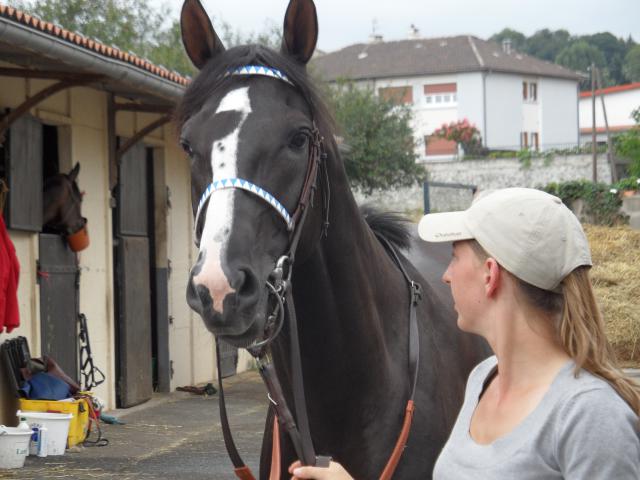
[585, 224, 640, 367]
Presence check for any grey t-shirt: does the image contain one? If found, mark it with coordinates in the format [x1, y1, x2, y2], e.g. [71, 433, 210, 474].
[433, 356, 640, 479]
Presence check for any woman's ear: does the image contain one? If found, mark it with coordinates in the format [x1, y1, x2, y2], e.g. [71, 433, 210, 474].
[181, 0, 226, 70]
[485, 258, 501, 297]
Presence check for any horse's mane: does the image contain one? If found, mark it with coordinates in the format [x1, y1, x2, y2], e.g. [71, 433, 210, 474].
[361, 205, 412, 251]
[175, 44, 337, 159]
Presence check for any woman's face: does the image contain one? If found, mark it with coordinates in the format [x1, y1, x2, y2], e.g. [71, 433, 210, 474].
[442, 241, 488, 333]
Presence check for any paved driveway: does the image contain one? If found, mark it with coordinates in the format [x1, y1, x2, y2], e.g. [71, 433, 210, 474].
[3, 371, 268, 480]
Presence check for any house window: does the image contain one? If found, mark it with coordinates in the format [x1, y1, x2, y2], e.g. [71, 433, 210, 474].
[378, 86, 413, 105]
[424, 83, 457, 107]
[521, 132, 529, 149]
[425, 135, 457, 156]
[523, 81, 537, 102]
[531, 132, 539, 150]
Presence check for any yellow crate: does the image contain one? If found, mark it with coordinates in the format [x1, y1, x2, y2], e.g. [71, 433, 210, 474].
[19, 396, 90, 448]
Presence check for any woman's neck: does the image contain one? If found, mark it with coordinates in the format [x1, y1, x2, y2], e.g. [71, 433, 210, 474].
[487, 300, 571, 395]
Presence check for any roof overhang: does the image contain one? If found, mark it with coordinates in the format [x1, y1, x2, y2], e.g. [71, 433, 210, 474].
[0, 15, 185, 107]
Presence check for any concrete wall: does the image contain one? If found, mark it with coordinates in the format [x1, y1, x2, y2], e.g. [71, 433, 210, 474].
[354, 153, 612, 213]
[0, 75, 221, 425]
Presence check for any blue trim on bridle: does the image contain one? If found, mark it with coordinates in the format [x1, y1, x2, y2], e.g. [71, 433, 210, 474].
[226, 65, 294, 86]
[195, 177, 294, 236]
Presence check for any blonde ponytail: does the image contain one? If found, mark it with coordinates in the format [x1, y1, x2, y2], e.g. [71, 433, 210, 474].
[559, 267, 640, 417]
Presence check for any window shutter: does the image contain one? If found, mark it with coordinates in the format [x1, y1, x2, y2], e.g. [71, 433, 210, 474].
[424, 83, 457, 94]
[117, 141, 149, 236]
[378, 86, 413, 105]
[5, 114, 43, 231]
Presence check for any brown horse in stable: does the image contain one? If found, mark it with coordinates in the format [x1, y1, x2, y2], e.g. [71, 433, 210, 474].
[179, 0, 489, 478]
[43, 162, 89, 251]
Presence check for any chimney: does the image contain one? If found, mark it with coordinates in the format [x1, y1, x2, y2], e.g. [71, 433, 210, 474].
[408, 24, 420, 39]
[502, 38, 512, 54]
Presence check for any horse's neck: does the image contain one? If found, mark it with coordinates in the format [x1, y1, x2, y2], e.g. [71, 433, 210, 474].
[290, 168, 410, 396]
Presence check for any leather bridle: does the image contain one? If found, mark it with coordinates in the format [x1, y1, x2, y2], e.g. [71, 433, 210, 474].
[194, 66, 420, 480]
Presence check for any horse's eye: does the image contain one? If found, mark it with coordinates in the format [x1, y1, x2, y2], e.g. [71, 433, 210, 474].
[180, 141, 194, 157]
[290, 132, 308, 150]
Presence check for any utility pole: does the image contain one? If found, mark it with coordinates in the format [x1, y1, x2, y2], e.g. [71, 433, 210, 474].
[595, 68, 617, 182]
[591, 63, 597, 182]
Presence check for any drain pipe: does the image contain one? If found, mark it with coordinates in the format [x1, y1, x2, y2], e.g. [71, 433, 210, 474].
[0, 17, 185, 103]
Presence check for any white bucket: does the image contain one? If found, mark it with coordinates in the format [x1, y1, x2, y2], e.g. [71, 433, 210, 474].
[16, 410, 72, 456]
[0, 426, 31, 469]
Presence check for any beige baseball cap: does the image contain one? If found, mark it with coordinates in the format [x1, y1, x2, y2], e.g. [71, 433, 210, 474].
[418, 187, 592, 291]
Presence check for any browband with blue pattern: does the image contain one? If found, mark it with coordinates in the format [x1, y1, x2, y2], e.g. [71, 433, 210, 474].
[226, 65, 293, 86]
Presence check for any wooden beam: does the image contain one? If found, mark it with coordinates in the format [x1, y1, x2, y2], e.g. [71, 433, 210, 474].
[0, 78, 96, 145]
[116, 115, 172, 161]
[107, 93, 118, 191]
[114, 103, 173, 114]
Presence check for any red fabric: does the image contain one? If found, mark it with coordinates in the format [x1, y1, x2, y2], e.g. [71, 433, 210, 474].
[0, 216, 20, 333]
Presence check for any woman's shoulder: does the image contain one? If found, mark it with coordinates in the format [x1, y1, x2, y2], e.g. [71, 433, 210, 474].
[466, 355, 498, 389]
[557, 365, 633, 408]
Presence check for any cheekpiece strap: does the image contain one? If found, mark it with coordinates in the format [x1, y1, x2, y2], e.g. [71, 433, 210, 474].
[194, 178, 294, 241]
[227, 65, 294, 86]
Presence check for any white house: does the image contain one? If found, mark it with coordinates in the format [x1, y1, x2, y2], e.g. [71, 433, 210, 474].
[579, 82, 640, 143]
[312, 34, 583, 161]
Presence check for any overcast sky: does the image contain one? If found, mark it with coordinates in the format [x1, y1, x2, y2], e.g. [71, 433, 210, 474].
[162, 0, 639, 52]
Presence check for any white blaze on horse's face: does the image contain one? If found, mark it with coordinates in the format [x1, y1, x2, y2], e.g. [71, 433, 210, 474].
[193, 86, 252, 313]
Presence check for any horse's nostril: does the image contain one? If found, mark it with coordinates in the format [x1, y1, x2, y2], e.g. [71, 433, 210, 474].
[237, 269, 257, 297]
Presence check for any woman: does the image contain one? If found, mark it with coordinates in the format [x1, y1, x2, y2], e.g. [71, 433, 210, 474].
[289, 188, 640, 479]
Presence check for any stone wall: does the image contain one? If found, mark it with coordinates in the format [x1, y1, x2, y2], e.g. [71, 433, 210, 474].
[354, 154, 612, 213]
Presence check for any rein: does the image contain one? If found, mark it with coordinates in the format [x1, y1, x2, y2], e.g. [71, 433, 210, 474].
[197, 65, 421, 480]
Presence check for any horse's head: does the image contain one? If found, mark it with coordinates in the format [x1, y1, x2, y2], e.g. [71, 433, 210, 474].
[179, 0, 329, 346]
[43, 162, 88, 248]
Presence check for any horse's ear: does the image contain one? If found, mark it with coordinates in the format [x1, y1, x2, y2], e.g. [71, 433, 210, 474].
[281, 0, 318, 65]
[180, 0, 225, 70]
[68, 163, 80, 182]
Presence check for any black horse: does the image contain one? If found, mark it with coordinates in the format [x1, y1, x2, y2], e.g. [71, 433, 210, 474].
[178, 0, 488, 478]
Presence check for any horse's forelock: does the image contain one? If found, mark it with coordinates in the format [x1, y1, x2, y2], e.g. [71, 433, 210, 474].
[175, 44, 336, 159]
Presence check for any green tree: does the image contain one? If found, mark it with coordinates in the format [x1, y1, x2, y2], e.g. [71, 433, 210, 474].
[623, 45, 640, 82]
[328, 82, 423, 194]
[147, 19, 196, 77]
[525, 29, 572, 62]
[615, 107, 640, 177]
[555, 41, 606, 85]
[15, 0, 281, 76]
[556, 41, 605, 71]
[584, 32, 627, 85]
[489, 28, 527, 52]
[20, 0, 167, 57]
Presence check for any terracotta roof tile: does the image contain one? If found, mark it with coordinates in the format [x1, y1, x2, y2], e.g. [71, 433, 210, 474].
[580, 82, 640, 97]
[0, 2, 189, 86]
